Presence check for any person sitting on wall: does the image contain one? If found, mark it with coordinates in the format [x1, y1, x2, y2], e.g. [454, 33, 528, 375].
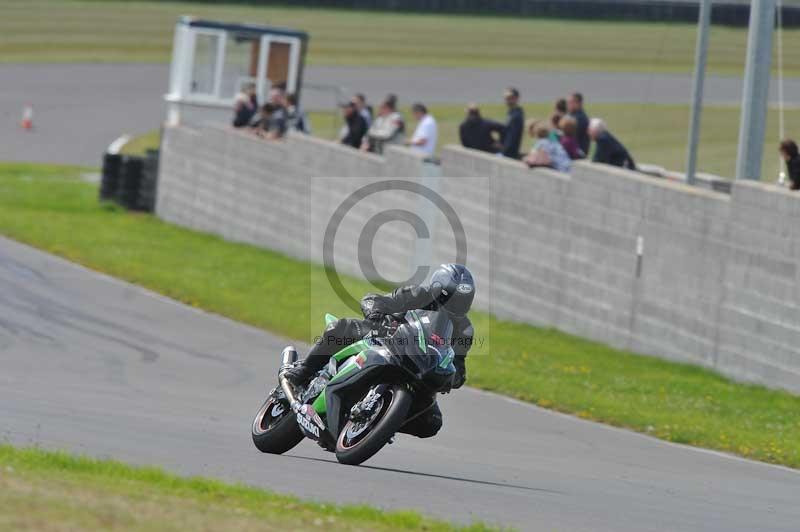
[459, 104, 503, 154]
[523, 119, 572, 173]
[779, 139, 800, 190]
[341, 101, 368, 149]
[588, 118, 636, 170]
[232, 82, 258, 128]
[251, 103, 281, 140]
[286, 93, 310, 134]
[266, 88, 289, 138]
[362, 96, 405, 154]
[558, 115, 585, 160]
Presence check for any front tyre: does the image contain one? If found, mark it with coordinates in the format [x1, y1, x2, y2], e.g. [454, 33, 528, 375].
[335, 385, 412, 465]
[251, 396, 304, 454]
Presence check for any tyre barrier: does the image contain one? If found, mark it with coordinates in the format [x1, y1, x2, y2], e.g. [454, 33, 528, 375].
[99, 151, 159, 212]
[138, 149, 159, 212]
[99, 153, 122, 201]
[116, 156, 144, 210]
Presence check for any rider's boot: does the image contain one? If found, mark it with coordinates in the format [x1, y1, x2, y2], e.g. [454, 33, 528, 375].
[282, 361, 317, 387]
[282, 345, 331, 387]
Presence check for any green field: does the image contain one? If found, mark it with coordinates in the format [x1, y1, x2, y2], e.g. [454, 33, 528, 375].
[0, 445, 490, 532]
[2, 0, 800, 75]
[1, 162, 798, 469]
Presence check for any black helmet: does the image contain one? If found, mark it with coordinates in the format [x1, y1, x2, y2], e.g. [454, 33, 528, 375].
[427, 264, 475, 317]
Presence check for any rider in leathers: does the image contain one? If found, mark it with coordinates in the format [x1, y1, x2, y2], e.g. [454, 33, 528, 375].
[285, 264, 475, 438]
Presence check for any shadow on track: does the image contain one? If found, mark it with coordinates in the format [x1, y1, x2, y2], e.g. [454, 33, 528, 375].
[284, 454, 564, 495]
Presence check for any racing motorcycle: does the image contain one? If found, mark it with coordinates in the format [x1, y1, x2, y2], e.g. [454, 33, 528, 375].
[251, 309, 456, 465]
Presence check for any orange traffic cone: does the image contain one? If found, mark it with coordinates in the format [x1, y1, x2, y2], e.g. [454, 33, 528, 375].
[21, 104, 33, 130]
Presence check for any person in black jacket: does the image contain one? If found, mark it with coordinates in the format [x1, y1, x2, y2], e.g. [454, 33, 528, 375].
[501, 87, 524, 159]
[232, 82, 258, 128]
[340, 102, 368, 149]
[284, 264, 476, 438]
[589, 118, 636, 170]
[567, 92, 591, 156]
[779, 139, 800, 190]
[459, 104, 503, 153]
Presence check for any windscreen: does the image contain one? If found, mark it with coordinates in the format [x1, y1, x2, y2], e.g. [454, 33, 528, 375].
[385, 310, 454, 375]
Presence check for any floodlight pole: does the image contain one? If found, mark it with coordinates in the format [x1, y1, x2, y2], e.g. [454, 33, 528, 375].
[686, 0, 712, 186]
[735, 0, 777, 181]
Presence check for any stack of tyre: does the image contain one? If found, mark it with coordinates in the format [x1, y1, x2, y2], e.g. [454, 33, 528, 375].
[99, 149, 158, 212]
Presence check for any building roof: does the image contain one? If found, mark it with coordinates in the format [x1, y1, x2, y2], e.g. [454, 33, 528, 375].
[179, 17, 309, 41]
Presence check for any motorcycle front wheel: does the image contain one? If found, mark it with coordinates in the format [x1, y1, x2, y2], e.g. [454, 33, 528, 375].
[251, 396, 304, 454]
[335, 385, 412, 465]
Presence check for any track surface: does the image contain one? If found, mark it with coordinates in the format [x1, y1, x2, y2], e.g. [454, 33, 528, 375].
[1, 236, 799, 531]
[2, 63, 799, 166]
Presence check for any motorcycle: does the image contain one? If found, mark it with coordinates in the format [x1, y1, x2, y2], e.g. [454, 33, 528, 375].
[251, 309, 457, 465]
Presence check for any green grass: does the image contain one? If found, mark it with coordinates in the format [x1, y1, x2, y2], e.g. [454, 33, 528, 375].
[120, 128, 161, 156]
[2, 0, 800, 75]
[1, 162, 799, 469]
[0, 445, 491, 531]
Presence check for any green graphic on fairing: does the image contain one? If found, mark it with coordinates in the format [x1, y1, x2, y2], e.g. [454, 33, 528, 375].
[409, 310, 426, 351]
[312, 390, 327, 414]
[332, 339, 370, 362]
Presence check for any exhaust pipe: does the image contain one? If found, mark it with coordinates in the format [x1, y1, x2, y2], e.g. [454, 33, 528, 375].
[279, 346, 301, 412]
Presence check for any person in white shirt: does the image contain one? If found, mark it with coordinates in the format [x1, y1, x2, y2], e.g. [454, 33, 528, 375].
[407, 103, 437, 157]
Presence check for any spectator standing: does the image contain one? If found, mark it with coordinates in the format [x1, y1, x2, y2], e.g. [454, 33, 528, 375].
[567, 92, 591, 156]
[341, 102, 368, 149]
[232, 82, 258, 128]
[589, 118, 635, 170]
[286, 93, 310, 134]
[558, 115, 585, 160]
[459, 104, 503, 154]
[501, 87, 524, 159]
[523, 120, 572, 173]
[779, 139, 800, 190]
[353, 93, 373, 128]
[407, 103, 438, 157]
[363, 96, 405, 153]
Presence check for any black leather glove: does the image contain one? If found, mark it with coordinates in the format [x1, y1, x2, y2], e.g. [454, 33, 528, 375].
[452, 358, 467, 389]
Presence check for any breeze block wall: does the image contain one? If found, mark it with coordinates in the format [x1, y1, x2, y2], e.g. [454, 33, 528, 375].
[157, 125, 800, 393]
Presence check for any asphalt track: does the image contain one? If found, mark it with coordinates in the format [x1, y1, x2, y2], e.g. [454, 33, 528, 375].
[2, 63, 799, 166]
[2, 235, 799, 531]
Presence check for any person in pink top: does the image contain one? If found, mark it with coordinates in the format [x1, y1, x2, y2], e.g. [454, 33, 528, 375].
[558, 115, 585, 160]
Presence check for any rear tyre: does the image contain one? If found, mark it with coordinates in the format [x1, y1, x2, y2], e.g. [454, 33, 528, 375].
[335, 385, 412, 466]
[251, 397, 304, 454]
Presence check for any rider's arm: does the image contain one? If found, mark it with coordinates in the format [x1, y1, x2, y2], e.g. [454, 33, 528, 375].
[361, 285, 437, 320]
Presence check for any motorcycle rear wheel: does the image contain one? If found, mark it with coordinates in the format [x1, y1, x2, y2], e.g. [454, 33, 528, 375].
[335, 385, 412, 465]
[251, 396, 304, 454]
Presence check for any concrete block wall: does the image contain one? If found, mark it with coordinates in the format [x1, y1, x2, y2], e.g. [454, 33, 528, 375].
[157, 125, 428, 285]
[441, 146, 800, 392]
[157, 125, 800, 392]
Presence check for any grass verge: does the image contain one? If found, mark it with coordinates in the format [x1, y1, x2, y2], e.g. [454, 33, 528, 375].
[0, 163, 798, 469]
[2, 0, 800, 75]
[0, 445, 490, 531]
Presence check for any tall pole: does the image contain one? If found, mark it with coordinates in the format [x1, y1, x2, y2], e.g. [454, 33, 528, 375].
[685, 0, 712, 186]
[735, 0, 777, 181]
